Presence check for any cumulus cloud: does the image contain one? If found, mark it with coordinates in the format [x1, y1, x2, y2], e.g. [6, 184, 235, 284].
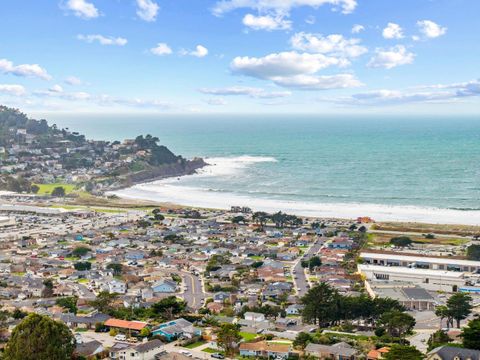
[231, 51, 361, 90]
[331, 79, 480, 106]
[367, 45, 414, 69]
[150, 43, 173, 56]
[63, 0, 99, 19]
[199, 86, 291, 98]
[136, 0, 160, 22]
[0, 59, 51, 80]
[290, 32, 367, 58]
[0, 84, 26, 96]
[351, 24, 364, 34]
[77, 34, 127, 46]
[382, 22, 404, 39]
[65, 76, 82, 86]
[181, 45, 209, 58]
[212, 0, 358, 16]
[243, 14, 292, 31]
[417, 20, 447, 39]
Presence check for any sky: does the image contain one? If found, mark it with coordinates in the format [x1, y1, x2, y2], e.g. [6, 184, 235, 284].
[0, 0, 479, 115]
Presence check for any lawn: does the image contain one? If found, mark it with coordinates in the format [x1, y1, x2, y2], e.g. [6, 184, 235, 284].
[35, 183, 76, 195]
[202, 348, 221, 354]
[184, 341, 205, 349]
[239, 332, 258, 341]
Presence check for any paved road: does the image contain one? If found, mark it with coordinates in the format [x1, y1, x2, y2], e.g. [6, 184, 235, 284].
[178, 271, 207, 311]
[293, 239, 324, 297]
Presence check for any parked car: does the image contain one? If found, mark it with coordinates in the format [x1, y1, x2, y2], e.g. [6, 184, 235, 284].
[211, 353, 225, 359]
[114, 334, 127, 341]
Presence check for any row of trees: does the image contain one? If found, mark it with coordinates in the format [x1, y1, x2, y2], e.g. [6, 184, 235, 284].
[252, 211, 303, 228]
[435, 292, 473, 328]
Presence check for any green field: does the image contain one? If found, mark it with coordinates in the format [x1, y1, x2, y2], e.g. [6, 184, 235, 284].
[35, 183, 76, 195]
[184, 341, 205, 349]
[239, 332, 258, 341]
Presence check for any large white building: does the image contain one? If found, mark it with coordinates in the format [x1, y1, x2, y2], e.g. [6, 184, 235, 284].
[358, 264, 465, 292]
[360, 251, 480, 273]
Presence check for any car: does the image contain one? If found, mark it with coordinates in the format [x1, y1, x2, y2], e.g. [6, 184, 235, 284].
[114, 334, 127, 341]
[179, 350, 193, 357]
[127, 337, 138, 343]
[211, 353, 225, 359]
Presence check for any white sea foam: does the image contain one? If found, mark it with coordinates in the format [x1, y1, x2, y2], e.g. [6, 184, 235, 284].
[111, 155, 480, 225]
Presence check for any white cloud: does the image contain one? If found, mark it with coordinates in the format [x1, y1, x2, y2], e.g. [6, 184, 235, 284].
[0, 84, 26, 96]
[49, 85, 64, 93]
[382, 22, 404, 39]
[204, 98, 227, 106]
[331, 79, 480, 106]
[65, 76, 82, 86]
[0, 59, 51, 80]
[231, 51, 361, 90]
[199, 86, 291, 98]
[183, 45, 209, 58]
[242, 14, 291, 31]
[64, 0, 99, 19]
[417, 20, 447, 39]
[367, 45, 414, 69]
[136, 0, 160, 22]
[150, 43, 173, 56]
[290, 32, 367, 58]
[212, 0, 358, 16]
[351, 24, 364, 34]
[77, 34, 127, 46]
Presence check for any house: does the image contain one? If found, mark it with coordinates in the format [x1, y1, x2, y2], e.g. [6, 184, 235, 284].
[239, 341, 292, 359]
[367, 347, 390, 360]
[151, 280, 177, 293]
[213, 291, 230, 303]
[74, 340, 104, 358]
[104, 318, 148, 334]
[60, 313, 111, 330]
[109, 280, 127, 294]
[244, 312, 265, 322]
[151, 318, 200, 341]
[286, 304, 304, 315]
[305, 342, 359, 360]
[427, 346, 480, 360]
[109, 339, 164, 360]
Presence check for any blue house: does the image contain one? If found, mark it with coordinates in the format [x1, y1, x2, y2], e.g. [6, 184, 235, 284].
[151, 318, 200, 341]
[151, 280, 177, 293]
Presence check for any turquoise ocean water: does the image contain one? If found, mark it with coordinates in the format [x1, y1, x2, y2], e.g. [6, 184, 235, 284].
[49, 114, 480, 224]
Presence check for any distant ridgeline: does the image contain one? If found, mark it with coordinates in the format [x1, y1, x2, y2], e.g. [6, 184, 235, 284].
[0, 105, 206, 195]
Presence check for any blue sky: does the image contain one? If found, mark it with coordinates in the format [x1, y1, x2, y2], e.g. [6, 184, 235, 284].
[0, 0, 479, 115]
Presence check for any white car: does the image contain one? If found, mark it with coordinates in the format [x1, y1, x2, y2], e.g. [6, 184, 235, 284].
[179, 350, 193, 357]
[114, 334, 127, 341]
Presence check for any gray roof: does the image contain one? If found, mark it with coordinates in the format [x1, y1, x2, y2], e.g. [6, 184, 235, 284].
[428, 345, 480, 360]
[135, 339, 164, 353]
[305, 342, 358, 357]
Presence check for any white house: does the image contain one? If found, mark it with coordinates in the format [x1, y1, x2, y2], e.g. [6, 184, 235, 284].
[109, 280, 127, 294]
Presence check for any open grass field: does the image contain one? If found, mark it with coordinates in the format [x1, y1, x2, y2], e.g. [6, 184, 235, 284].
[366, 232, 470, 247]
[35, 183, 76, 195]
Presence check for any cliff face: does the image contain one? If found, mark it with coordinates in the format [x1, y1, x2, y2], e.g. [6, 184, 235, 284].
[123, 157, 207, 185]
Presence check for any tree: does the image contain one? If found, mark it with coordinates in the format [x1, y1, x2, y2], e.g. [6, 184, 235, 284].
[252, 211, 269, 227]
[56, 297, 78, 314]
[216, 323, 241, 357]
[30, 184, 39, 194]
[301, 256, 322, 270]
[231, 215, 247, 224]
[427, 330, 451, 351]
[383, 344, 424, 360]
[151, 296, 186, 320]
[435, 305, 452, 329]
[293, 332, 313, 349]
[378, 310, 416, 341]
[140, 327, 151, 338]
[42, 278, 54, 298]
[107, 263, 123, 276]
[466, 244, 480, 260]
[74, 261, 91, 271]
[72, 246, 90, 257]
[301, 282, 340, 328]
[3, 313, 74, 360]
[51, 186, 66, 197]
[390, 236, 413, 247]
[446, 292, 472, 328]
[461, 318, 480, 350]
[88, 291, 118, 313]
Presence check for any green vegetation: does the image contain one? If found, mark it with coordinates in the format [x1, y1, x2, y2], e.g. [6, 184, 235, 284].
[3, 313, 75, 360]
[383, 344, 424, 360]
[239, 332, 258, 341]
[184, 341, 206, 349]
[216, 323, 242, 357]
[56, 297, 78, 314]
[34, 183, 76, 196]
[466, 244, 480, 260]
[389, 236, 413, 247]
[461, 318, 480, 350]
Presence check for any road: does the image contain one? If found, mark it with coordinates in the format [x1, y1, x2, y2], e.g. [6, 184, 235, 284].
[293, 238, 324, 297]
[178, 271, 207, 311]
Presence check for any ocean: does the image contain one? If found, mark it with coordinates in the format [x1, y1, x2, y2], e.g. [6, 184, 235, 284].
[49, 114, 480, 225]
